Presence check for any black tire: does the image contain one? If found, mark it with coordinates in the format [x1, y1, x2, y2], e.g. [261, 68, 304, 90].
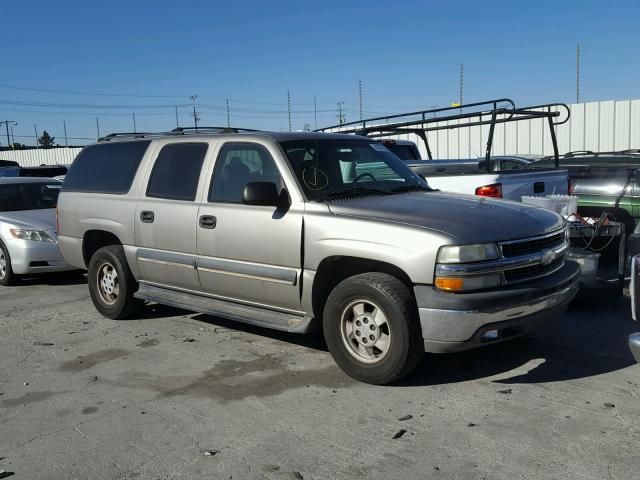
[0, 240, 19, 286]
[88, 245, 144, 319]
[323, 272, 424, 385]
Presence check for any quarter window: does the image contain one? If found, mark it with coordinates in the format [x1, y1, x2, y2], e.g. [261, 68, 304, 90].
[146, 143, 208, 201]
[63, 141, 150, 194]
[209, 143, 284, 203]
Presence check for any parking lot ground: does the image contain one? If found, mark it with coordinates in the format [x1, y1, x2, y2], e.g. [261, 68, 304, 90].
[1, 273, 639, 480]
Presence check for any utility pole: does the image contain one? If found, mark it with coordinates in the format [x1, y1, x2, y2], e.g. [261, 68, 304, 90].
[132, 113, 137, 133]
[175, 105, 179, 128]
[34, 124, 39, 146]
[459, 63, 464, 105]
[359, 79, 363, 120]
[576, 43, 581, 103]
[96, 117, 101, 139]
[226, 99, 230, 128]
[0, 120, 17, 148]
[10, 125, 14, 145]
[287, 90, 292, 131]
[63, 120, 68, 146]
[190, 95, 200, 129]
[337, 101, 345, 125]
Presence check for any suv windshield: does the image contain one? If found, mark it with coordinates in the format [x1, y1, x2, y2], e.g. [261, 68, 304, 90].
[279, 139, 429, 201]
[0, 182, 61, 211]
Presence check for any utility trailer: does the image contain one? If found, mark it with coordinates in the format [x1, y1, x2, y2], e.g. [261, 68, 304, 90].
[317, 99, 571, 201]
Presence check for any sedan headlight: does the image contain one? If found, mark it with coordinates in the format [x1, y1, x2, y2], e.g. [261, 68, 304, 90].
[10, 228, 55, 242]
[437, 243, 501, 264]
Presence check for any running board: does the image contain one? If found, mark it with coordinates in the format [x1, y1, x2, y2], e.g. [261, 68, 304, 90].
[135, 283, 313, 333]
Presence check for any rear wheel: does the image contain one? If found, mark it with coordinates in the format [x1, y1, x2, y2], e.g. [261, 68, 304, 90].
[323, 273, 424, 385]
[88, 245, 144, 319]
[0, 241, 18, 286]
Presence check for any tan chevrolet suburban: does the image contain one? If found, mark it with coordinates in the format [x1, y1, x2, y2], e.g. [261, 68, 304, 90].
[57, 128, 580, 384]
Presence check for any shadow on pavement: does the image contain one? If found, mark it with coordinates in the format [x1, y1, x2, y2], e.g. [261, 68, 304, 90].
[399, 301, 638, 387]
[17, 270, 87, 286]
[139, 299, 638, 386]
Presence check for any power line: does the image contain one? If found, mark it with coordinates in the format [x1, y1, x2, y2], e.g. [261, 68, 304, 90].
[0, 83, 188, 98]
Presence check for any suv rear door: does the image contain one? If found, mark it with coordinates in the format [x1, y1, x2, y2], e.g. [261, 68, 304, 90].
[196, 141, 303, 313]
[134, 142, 210, 291]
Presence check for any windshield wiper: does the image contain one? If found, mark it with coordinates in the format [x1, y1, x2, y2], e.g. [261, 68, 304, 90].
[390, 184, 433, 193]
[323, 186, 391, 200]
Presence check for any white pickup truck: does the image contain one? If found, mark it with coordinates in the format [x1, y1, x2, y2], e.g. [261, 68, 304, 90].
[383, 139, 568, 200]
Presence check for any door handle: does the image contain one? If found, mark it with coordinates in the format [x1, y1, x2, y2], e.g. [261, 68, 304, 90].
[140, 211, 155, 223]
[199, 215, 216, 229]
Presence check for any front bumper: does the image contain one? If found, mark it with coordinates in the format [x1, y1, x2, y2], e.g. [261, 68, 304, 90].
[5, 236, 74, 275]
[629, 333, 640, 364]
[415, 261, 581, 353]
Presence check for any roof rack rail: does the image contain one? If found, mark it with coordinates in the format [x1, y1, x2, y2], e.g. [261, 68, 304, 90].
[170, 126, 259, 133]
[97, 127, 262, 142]
[316, 99, 570, 170]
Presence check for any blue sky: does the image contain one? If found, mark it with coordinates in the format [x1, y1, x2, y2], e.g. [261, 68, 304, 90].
[2, 0, 639, 145]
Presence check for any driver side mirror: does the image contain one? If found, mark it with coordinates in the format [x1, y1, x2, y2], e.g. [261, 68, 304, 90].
[242, 182, 288, 208]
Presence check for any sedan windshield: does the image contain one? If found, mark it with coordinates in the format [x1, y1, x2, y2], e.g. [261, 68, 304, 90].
[279, 139, 430, 201]
[0, 182, 61, 211]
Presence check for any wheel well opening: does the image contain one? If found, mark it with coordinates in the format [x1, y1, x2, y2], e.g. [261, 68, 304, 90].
[311, 256, 413, 320]
[83, 230, 122, 267]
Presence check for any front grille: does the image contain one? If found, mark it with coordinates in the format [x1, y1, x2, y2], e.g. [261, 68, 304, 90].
[501, 232, 564, 258]
[504, 257, 564, 283]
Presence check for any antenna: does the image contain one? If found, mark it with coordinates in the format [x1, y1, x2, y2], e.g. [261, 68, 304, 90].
[287, 90, 292, 131]
[34, 123, 39, 146]
[175, 105, 179, 128]
[190, 95, 200, 129]
[314, 94, 318, 130]
[132, 113, 137, 133]
[226, 99, 231, 128]
[63, 120, 68, 146]
[96, 117, 100, 139]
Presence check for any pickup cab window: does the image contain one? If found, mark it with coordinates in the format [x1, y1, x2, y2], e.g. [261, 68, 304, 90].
[209, 142, 284, 203]
[146, 143, 208, 201]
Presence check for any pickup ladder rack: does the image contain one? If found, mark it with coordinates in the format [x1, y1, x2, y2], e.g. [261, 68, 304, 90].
[316, 99, 570, 171]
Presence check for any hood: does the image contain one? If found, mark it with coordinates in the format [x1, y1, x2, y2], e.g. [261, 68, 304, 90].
[0, 208, 57, 231]
[326, 191, 564, 244]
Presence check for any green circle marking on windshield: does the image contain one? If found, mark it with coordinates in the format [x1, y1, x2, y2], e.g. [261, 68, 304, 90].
[302, 167, 329, 191]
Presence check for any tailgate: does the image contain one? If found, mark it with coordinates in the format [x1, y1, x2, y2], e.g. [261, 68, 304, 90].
[499, 169, 569, 200]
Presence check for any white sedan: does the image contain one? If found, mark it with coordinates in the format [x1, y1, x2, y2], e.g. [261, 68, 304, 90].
[0, 177, 74, 285]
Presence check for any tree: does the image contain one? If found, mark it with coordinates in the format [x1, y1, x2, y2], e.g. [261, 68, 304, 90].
[38, 130, 55, 148]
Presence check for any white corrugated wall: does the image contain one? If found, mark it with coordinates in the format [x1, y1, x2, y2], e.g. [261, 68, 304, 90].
[0, 147, 83, 167]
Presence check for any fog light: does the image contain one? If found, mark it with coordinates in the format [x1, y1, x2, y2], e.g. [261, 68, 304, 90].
[483, 329, 499, 340]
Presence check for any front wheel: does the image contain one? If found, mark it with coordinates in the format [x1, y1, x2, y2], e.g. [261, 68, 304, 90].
[323, 273, 424, 384]
[88, 245, 144, 319]
[0, 241, 18, 286]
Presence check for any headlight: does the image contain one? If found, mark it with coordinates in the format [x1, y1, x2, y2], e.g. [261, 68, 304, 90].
[435, 274, 502, 292]
[10, 228, 55, 242]
[437, 243, 501, 263]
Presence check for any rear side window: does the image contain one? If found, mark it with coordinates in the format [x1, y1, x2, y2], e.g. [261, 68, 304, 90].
[146, 143, 208, 201]
[63, 141, 150, 194]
